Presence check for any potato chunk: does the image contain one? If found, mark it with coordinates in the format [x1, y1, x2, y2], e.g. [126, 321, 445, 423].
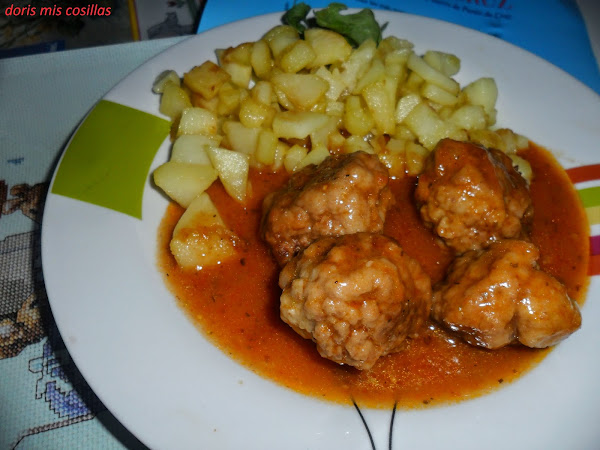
[152, 70, 181, 93]
[271, 73, 328, 111]
[279, 40, 316, 73]
[304, 28, 352, 68]
[183, 61, 231, 99]
[263, 25, 299, 58]
[153, 162, 218, 208]
[170, 135, 220, 165]
[159, 83, 191, 120]
[207, 147, 250, 203]
[222, 120, 260, 155]
[177, 107, 218, 136]
[170, 193, 239, 270]
[407, 53, 459, 95]
[272, 111, 330, 139]
[462, 77, 498, 118]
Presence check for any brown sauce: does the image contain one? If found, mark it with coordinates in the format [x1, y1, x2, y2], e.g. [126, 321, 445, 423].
[157, 143, 589, 409]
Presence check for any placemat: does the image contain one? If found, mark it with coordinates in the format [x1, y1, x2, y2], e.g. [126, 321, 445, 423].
[0, 36, 185, 449]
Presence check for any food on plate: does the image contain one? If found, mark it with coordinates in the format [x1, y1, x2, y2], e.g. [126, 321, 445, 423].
[415, 138, 533, 253]
[169, 192, 240, 270]
[431, 239, 582, 349]
[261, 151, 393, 266]
[152, 3, 530, 241]
[152, 4, 529, 269]
[153, 4, 589, 406]
[279, 232, 432, 370]
[158, 143, 589, 407]
[153, 160, 217, 208]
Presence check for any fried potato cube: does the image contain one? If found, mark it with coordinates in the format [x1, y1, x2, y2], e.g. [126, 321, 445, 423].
[393, 124, 416, 141]
[170, 192, 239, 270]
[462, 77, 498, 117]
[170, 134, 222, 165]
[448, 104, 486, 131]
[340, 39, 377, 91]
[377, 35, 414, 57]
[273, 141, 289, 171]
[384, 47, 413, 70]
[222, 120, 260, 155]
[421, 82, 459, 106]
[377, 137, 406, 178]
[325, 101, 345, 117]
[255, 128, 278, 166]
[272, 111, 330, 139]
[263, 25, 300, 58]
[327, 128, 346, 152]
[152, 70, 181, 93]
[299, 145, 330, 168]
[404, 70, 424, 92]
[219, 42, 253, 65]
[153, 162, 218, 208]
[354, 58, 386, 94]
[362, 76, 397, 134]
[344, 95, 375, 136]
[342, 135, 374, 154]
[217, 82, 242, 116]
[221, 61, 252, 89]
[404, 102, 466, 149]
[405, 141, 428, 175]
[423, 50, 460, 76]
[508, 154, 532, 183]
[278, 39, 316, 73]
[407, 53, 459, 95]
[250, 39, 274, 79]
[305, 28, 352, 68]
[251, 80, 274, 105]
[177, 107, 218, 136]
[497, 128, 530, 153]
[383, 56, 406, 82]
[395, 93, 421, 123]
[271, 73, 328, 111]
[310, 115, 339, 149]
[468, 129, 507, 152]
[183, 61, 231, 99]
[314, 66, 346, 102]
[159, 83, 192, 120]
[206, 147, 250, 203]
[190, 90, 220, 112]
[239, 96, 275, 128]
[283, 144, 308, 172]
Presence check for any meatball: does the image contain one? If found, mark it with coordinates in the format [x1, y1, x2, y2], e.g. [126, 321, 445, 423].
[415, 139, 532, 253]
[431, 239, 581, 349]
[262, 151, 393, 266]
[279, 233, 432, 370]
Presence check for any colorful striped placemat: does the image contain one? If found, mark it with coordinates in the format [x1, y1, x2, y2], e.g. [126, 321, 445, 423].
[567, 164, 600, 276]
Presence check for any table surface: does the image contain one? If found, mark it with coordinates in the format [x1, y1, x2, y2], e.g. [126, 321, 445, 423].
[1, 2, 599, 449]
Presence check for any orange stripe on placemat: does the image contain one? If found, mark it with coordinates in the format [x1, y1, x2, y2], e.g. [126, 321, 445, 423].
[566, 164, 600, 184]
[589, 254, 600, 276]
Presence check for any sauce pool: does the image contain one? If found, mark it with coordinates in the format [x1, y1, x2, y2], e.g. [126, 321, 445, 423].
[157, 143, 589, 409]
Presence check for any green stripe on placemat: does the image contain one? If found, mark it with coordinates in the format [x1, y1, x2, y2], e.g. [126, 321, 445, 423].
[51, 100, 170, 219]
[577, 186, 600, 209]
[585, 205, 600, 226]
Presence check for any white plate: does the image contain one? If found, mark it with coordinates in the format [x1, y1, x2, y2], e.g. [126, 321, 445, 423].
[42, 11, 600, 450]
